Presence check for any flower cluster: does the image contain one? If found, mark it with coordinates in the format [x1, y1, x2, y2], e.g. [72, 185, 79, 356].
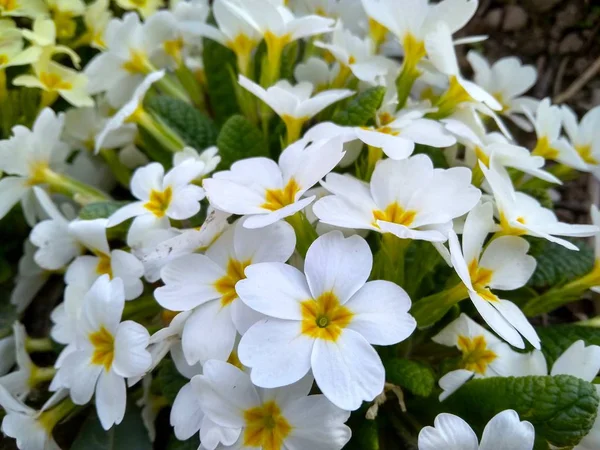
[1, 0, 600, 449]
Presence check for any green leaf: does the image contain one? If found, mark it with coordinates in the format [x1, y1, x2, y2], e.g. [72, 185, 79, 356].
[202, 38, 240, 124]
[385, 358, 435, 397]
[157, 359, 188, 404]
[217, 115, 269, 169]
[71, 403, 152, 450]
[413, 145, 449, 169]
[444, 375, 599, 448]
[526, 237, 594, 289]
[0, 300, 17, 339]
[167, 434, 200, 450]
[345, 419, 379, 450]
[78, 201, 129, 220]
[280, 42, 299, 81]
[146, 95, 218, 151]
[332, 86, 385, 126]
[537, 324, 600, 367]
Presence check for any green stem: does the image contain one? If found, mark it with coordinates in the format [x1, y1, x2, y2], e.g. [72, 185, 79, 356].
[284, 117, 305, 146]
[175, 64, 206, 111]
[39, 398, 78, 431]
[155, 73, 190, 104]
[365, 146, 383, 181]
[410, 282, 469, 328]
[395, 61, 421, 111]
[379, 233, 411, 286]
[123, 295, 161, 320]
[33, 366, 57, 383]
[43, 167, 111, 205]
[26, 337, 53, 353]
[135, 109, 186, 153]
[99, 148, 131, 188]
[286, 211, 318, 258]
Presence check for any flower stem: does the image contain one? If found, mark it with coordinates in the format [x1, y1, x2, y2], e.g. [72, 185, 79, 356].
[175, 64, 206, 111]
[99, 148, 131, 188]
[43, 167, 111, 205]
[410, 282, 469, 328]
[39, 398, 78, 432]
[26, 337, 53, 353]
[286, 211, 318, 258]
[135, 109, 186, 153]
[365, 145, 383, 181]
[395, 61, 421, 111]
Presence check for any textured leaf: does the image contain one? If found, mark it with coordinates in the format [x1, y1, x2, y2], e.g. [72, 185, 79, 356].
[217, 115, 269, 169]
[157, 359, 188, 404]
[444, 375, 599, 448]
[332, 86, 385, 126]
[71, 403, 152, 450]
[385, 358, 435, 397]
[146, 95, 218, 151]
[537, 324, 600, 368]
[202, 38, 240, 124]
[526, 237, 594, 289]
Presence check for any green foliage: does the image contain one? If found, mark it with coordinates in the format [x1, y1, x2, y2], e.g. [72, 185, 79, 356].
[0, 299, 17, 339]
[217, 115, 269, 169]
[202, 38, 240, 124]
[78, 201, 129, 220]
[444, 375, 599, 448]
[413, 145, 449, 169]
[71, 403, 152, 450]
[280, 42, 299, 81]
[167, 434, 200, 450]
[332, 86, 385, 126]
[345, 419, 379, 450]
[537, 324, 600, 367]
[146, 95, 218, 151]
[385, 358, 435, 397]
[157, 359, 188, 404]
[526, 238, 594, 289]
[0, 88, 40, 138]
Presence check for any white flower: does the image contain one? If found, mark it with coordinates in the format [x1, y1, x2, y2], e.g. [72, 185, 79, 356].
[237, 231, 416, 410]
[29, 187, 81, 271]
[590, 205, 600, 294]
[94, 70, 165, 153]
[448, 202, 539, 349]
[238, 75, 353, 141]
[204, 137, 345, 229]
[294, 57, 339, 91]
[432, 313, 540, 400]
[83, 0, 112, 49]
[193, 360, 352, 450]
[467, 51, 539, 130]
[67, 218, 145, 300]
[107, 161, 206, 248]
[0, 0, 47, 18]
[0, 323, 38, 399]
[0, 335, 16, 376]
[0, 386, 70, 450]
[172, 146, 221, 178]
[116, 0, 162, 18]
[57, 275, 152, 430]
[315, 22, 393, 85]
[418, 410, 534, 450]
[0, 108, 69, 224]
[84, 13, 164, 107]
[155, 218, 296, 364]
[481, 161, 598, 250]
[314, 155, 480, 242]
[530, 98, 586, 170]
[11, 242, 50, 313]
[562, 104, 600, 174]
[0, 19, 43, 70]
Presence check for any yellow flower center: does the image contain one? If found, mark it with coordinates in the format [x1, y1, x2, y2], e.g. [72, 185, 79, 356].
[122, 49, 150, 74]
[0, 54, 8, 66]
[378, 111, 395, 126]
[261, 178, 301, 211]
[301, 291, 353, 342]
[89, 326, 115, 371]
[402, 33, 426, 69]
[214, 258, 252, 307]
[53, 12, 78, 40]
[532, 136, 559, 160]
[164, 37, 184, 62]
[144, 187, 173, 217]
[40, 72, 72, 91]
[372, 202, 417, 228]
[468, 259, 498, 303]
[474, 145, 490, 167]
[499, 212, 528, 236]
[369, 18, 388, 49]
[96, 253, 113, 278]
[227, 349, 244, 370]
[27, 161, 49, 185]
[492, 92, 509, 113]
[0, 0, 17, 11]
[228, 33, 257, 58]
[243, 401, 292, 450]
[576, 144, 598, 165]
[457, 335, 497, 374]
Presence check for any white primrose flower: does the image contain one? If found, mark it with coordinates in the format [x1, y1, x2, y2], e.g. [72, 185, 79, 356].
[155, 218, 296, 365]
[84, 13, 166, 107]
[193, 360, 352, 450]
[313, 155, 480, 242]
[466, 51, 539, 131]
[173, 146, 221, 178]
[116, 0, 162, 18]
[237, 231, 416, 410]
[106, 160, 206, 248]
[0, 386, 70, 450]
[294, 57, 340, 91]
[481, 161, 598, 250]
[11, 241, 50, 313]
[238, 75, 354, 141]
[83, 0, 112, 50]
[590, 205, 600, 294]
[203, 137, 345, 229]
[424, 22, 503, 118]
[442, 114, 559, 184]
[0, 335, 16, 376]
[432, 313, 541, 401]
[448, 202, 539, 349]
[29, 187, 81, 271]
[418, 409, 535, 450]
[0, 108, 69, 224]
[67, 218, 145, 300]
[529, 98, 586, 170]
[56, 275, 152, 430]
[561, 104, 600, 175]
[0, 0, 47, 18]
[315, 22, 393, 85]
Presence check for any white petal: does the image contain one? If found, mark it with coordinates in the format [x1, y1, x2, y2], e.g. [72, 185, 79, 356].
[0, 177, 28, 220]
[479, 410, 535, 450]
[462, 202, 493, 264]
[418, 413, 478, 450]
[551, 340, 600, 382]
[171, 382, 204, 440]
[479, 236, 536, 291]
[438, 369, 475, 401]
[96, 370, 126, 430]
[469, 293, 524, 349]
[113, 320, 151, 377]
[233, 218, 296, 264]
[311, 329, 384, 411]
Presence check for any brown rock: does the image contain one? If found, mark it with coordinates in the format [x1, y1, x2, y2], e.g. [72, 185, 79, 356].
[559, 33, 584, 54]
[502, 5, 528, 31]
